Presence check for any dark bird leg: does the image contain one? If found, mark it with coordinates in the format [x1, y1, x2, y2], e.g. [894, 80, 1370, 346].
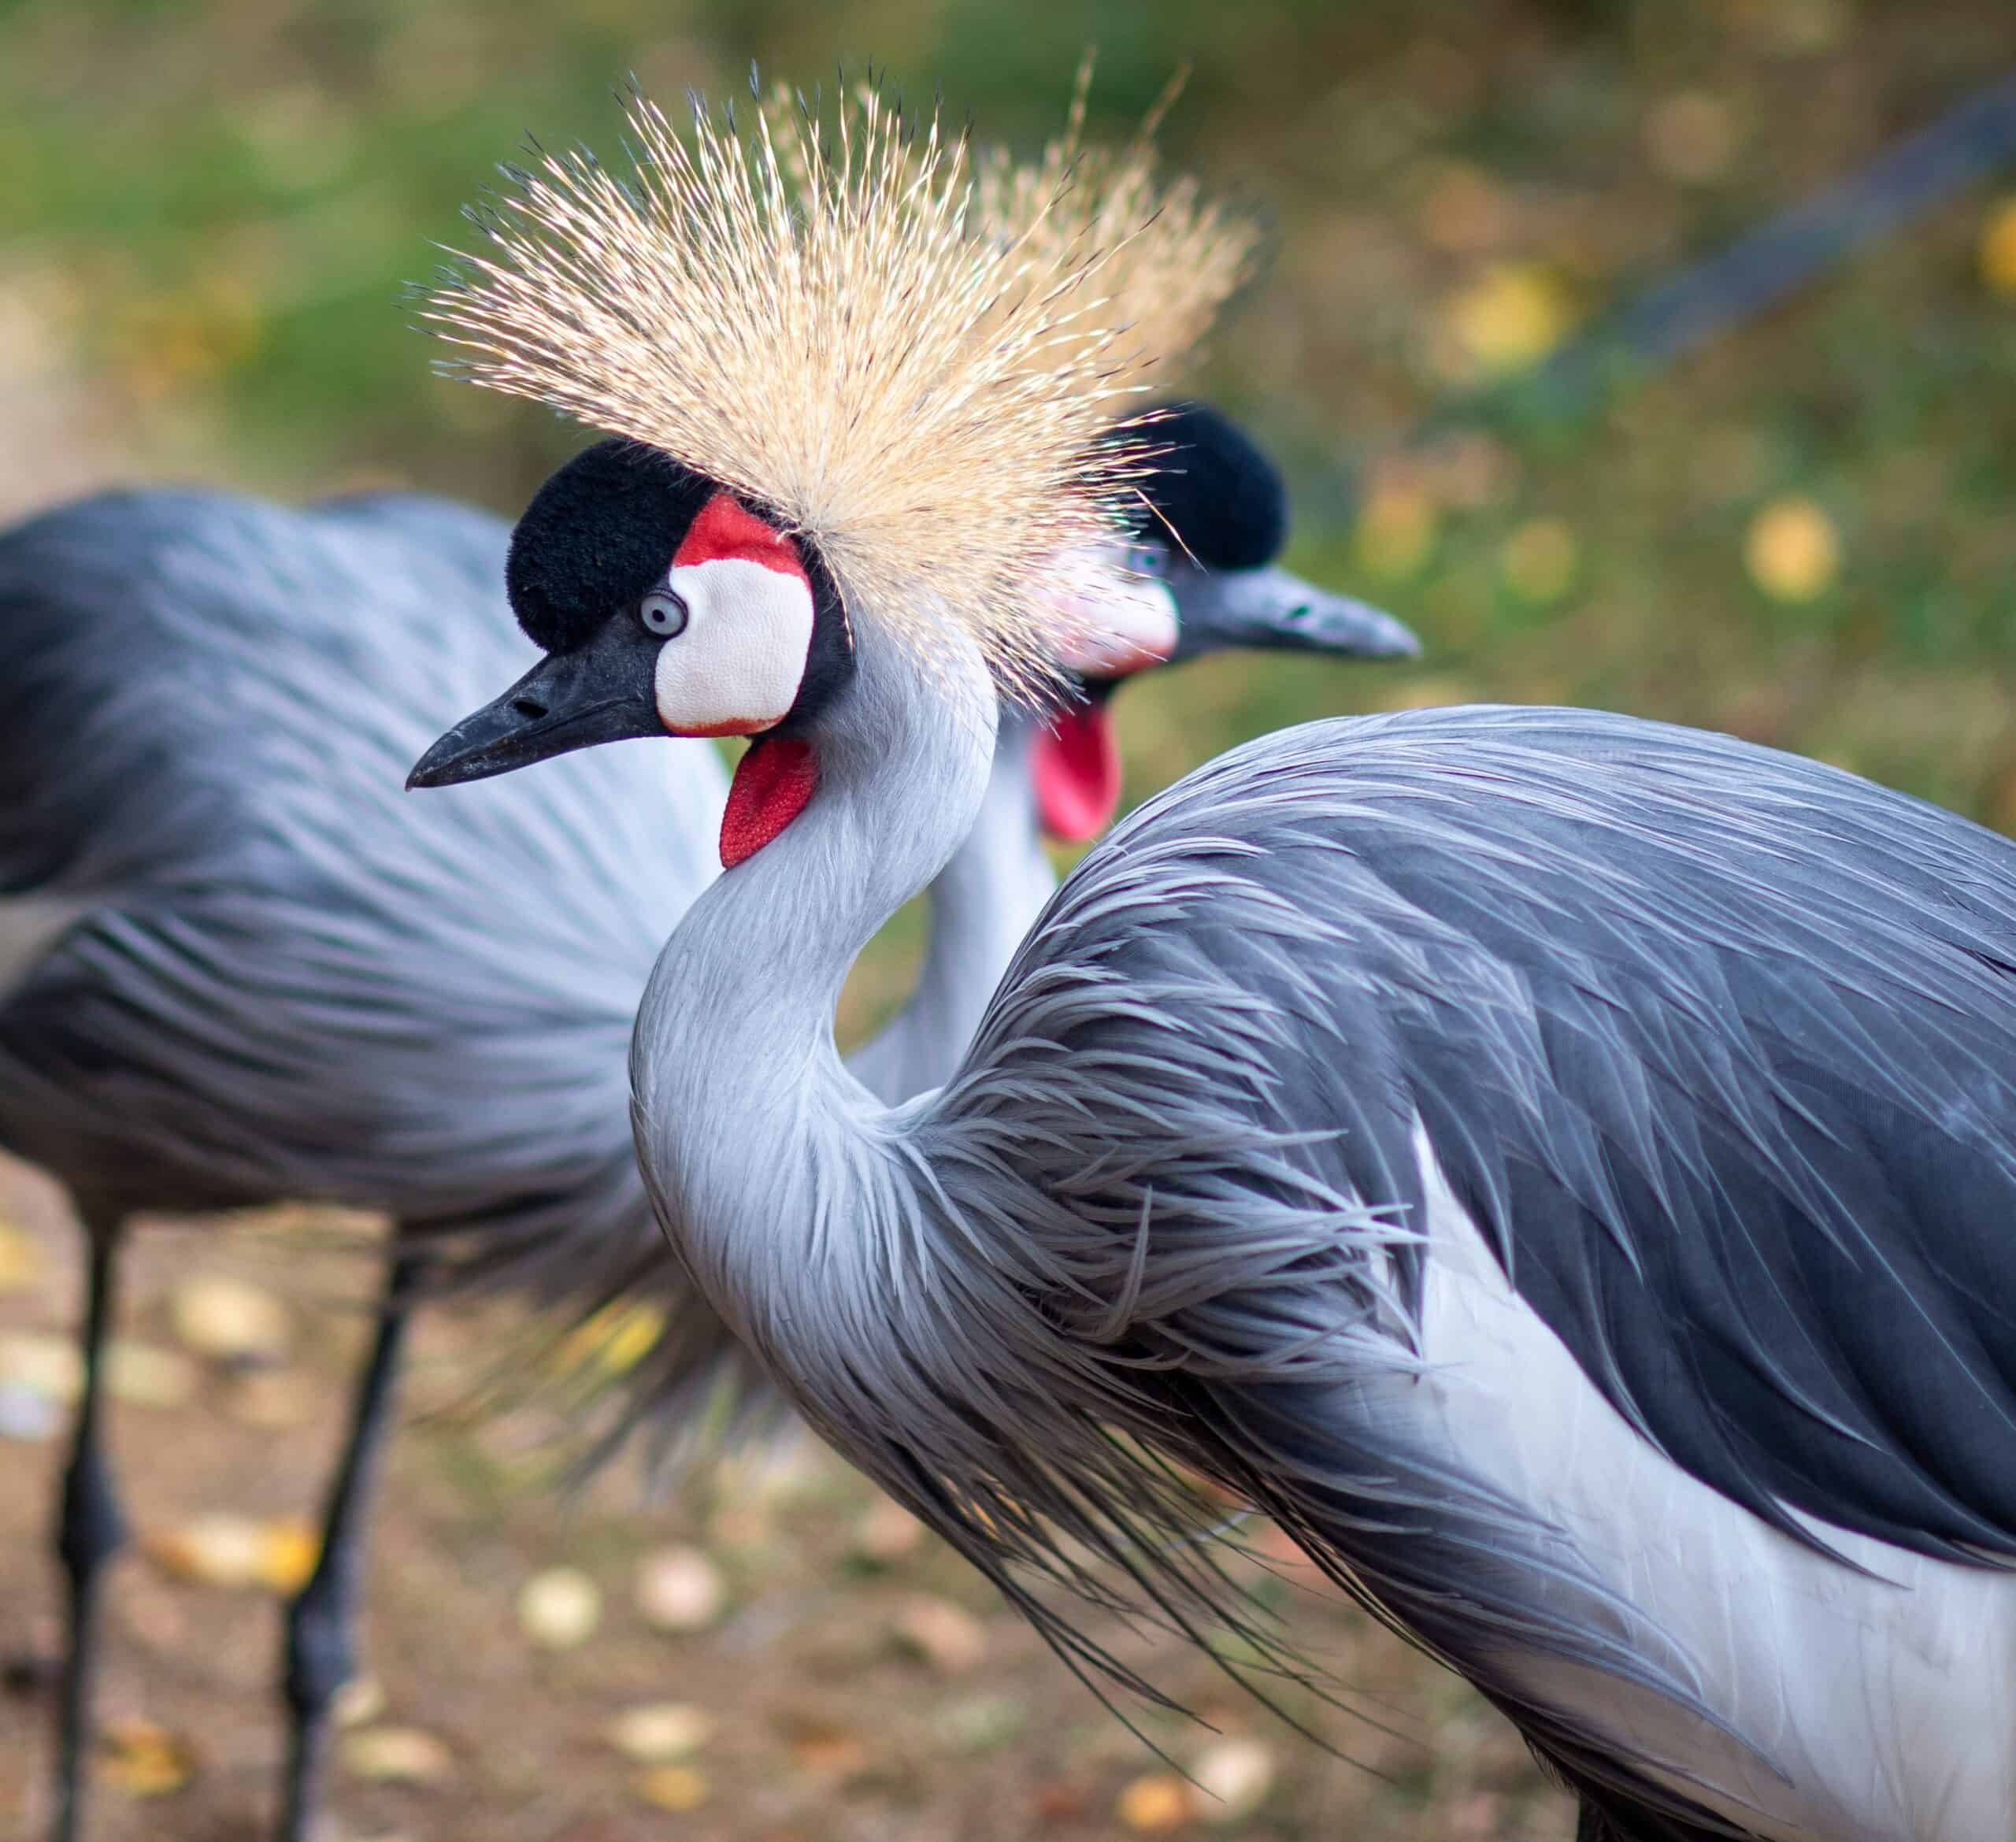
[277, 1245, 427, 1842]
[50, 1210, 130, 1842]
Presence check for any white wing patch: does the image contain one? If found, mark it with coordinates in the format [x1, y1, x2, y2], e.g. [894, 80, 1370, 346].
[653, 557, 814, 737]
[1408, 1124, 2016, 1842]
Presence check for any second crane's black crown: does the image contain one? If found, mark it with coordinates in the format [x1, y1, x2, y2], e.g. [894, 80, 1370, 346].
[1120, 401, 1288, 572]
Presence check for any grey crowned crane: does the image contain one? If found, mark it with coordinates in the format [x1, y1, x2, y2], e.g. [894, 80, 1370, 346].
[415, 86, 2016, 1842]
[0, 134, 1404, 1842]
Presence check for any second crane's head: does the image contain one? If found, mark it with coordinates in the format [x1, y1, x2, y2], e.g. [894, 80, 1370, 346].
[1032, 400, 1418, 843]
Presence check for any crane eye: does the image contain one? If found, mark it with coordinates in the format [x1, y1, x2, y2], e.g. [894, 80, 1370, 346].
[1124, 540, 1169, 579]
[639, 589, 689, 638]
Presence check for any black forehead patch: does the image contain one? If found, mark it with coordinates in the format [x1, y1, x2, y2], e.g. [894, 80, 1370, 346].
[506, 438, 713, 654]
[1120, 401, 1288, 572]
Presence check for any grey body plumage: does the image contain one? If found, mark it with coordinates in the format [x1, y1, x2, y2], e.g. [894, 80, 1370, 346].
[587, 667, 2016, 1842]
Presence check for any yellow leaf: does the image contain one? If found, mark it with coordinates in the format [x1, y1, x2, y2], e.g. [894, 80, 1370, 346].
[606, 1702, 715, 1762]
[106, 1340, 199, 1408]
[342, 1725, 452, 1785]
[1117, 1771, 1195, 1833]
[1980, 198, 2016, 300]
[633, 1764, 710, 1811]
[170, 1274, 291, 1364]
[546, 1299, 665, 1379]
[0, 1220, 42, 1293]
[0, 1330, 80, 1402]
[96, 1719, 195, 1798]
[1744, 496, 1840, 603]
[145, 1514, 269, 1588]
[1439, 262, 1575, 382]
[258, 1516, 321, 1594]
[517, 1566, 601, 1649]
[333, 1676, 385, 1729]
[146, 1512, 317, 1592]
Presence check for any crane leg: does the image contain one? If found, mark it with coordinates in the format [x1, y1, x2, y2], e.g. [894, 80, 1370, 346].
[276, 1245, 426, 1842]
[50, 1213, 130, 1842]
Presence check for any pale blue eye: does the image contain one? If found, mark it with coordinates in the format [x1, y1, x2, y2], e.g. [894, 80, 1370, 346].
[1125, 541, 1169, 578]
[639, 589, 689, 637]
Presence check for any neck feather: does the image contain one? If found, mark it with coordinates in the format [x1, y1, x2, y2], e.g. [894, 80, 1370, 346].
[847, 709, 1054, 1103]
[629, 632, 996, 1349]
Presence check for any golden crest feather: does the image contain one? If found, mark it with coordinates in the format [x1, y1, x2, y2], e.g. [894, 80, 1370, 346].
[424, 79, 1230, 691]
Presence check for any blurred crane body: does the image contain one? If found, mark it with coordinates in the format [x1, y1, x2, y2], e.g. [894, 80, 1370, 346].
[413, 83, 2016, 1842]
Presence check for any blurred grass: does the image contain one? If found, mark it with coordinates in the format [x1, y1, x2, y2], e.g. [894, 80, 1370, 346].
[6, 0, 2015, 813]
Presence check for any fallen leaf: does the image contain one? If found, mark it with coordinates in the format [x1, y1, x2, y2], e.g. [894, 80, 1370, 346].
[1437, 261, 1575, 382]
[1981, 198, 2016, 298]
[96, 1719, 195, 1797]
[1745, 496, 1840, 603]
[170, 1273, 291, 1364]
[1192, 1739, 1273, 1822]
[565, 1299, 664, 1377]
[342, 1725, 452, 1785]
[851, 1498, 925, 1564]
[892, 1595, 986, 1674]
[0, 1330, 80, 1401]
[606, 1702, 714, 1762]
[145, 1514, 267, 1588]
[333, 1676, 385, 1728]
[0, 1219, 41, 1292]
[518, 1567, 601, 1649]
[145, 1513, 318, 1592]
[632, 1765, 710, 1811]
[634, 1546, 724, 1633]
[258, 1516, 321, 1594]
[1117, 1772, 1195, 1833]
[106, 1341, 198, 1408]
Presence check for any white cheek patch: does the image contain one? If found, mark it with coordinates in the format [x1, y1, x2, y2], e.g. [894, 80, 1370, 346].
[1037, 546, 1179, 678]
[653, 557, 815, 736]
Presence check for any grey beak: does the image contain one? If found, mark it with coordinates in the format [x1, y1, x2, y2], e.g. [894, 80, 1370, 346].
[409, 617, 662, 790]
[1168, 563, 1419, 665]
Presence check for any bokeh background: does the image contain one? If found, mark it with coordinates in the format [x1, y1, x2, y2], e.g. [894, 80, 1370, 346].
[2, 0, 2014, 1836]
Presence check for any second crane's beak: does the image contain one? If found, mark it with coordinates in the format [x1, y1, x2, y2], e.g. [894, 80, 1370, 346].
[408, 618, 662, 790]
[1168, 564, 1418, 665]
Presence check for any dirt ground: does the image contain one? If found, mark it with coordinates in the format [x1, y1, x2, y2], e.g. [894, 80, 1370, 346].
[0, 1153, 1572, 1842]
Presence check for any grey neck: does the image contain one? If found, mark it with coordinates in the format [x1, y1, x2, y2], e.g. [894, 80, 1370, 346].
[846, 708, 1054, 1104]
[629, 634, 996, 1355]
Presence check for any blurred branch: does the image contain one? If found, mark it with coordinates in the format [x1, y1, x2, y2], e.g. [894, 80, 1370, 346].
[1317, 67, 2016, 524]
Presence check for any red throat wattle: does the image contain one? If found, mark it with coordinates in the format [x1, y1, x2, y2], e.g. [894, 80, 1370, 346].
[721, 736, 819, 868]
[1034, 705, 1121, 844]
